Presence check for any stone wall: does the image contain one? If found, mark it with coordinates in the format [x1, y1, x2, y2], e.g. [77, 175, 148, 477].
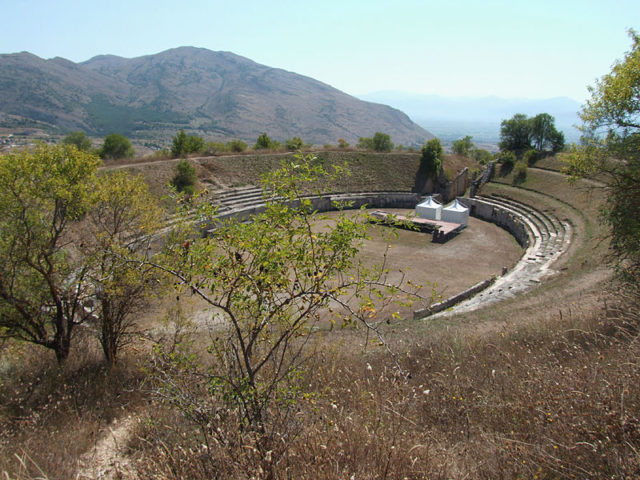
[470, 162, 495, 197]
[442, 167, 469, 203]
[203, 192, 422, 233]
[458, 197, 530, 248]
[413, 276, 497, 318]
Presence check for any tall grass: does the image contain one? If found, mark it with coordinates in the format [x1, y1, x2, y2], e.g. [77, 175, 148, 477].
[130, 288, 640, 479]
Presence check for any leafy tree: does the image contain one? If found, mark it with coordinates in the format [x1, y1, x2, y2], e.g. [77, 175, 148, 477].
[530, 113, 565, 153]
[0, 144, 100, 363]
[62, 131, 92, 151]
[227, 139, 247, 152]
[84, 171, 162, 366]
[337, 138, 349, 149]
[171, 159, 197, 195]
[420, 138, 444, 178]
[471, 147, 493, 165]
[171, 129, 205, 157]
[568, 30, 640, 286]
[100, 133, 135, 160]
[254, 132, 280, 150]
[372, 132, 394, 152]
[452, 135, 474, 156]
[285, 136, 304, 151]
[499, 114, 532, 154]
[500, 113, 564, 155]
[356, 136, 374, 150]
[150, 154, 421, 444]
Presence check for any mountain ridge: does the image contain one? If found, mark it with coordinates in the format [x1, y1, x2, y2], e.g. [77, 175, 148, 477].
[0, 48, 432, 146]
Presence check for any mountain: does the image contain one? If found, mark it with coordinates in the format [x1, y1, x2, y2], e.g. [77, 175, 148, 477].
[0, 48, 432, 146]
[358, 91, 583, 144]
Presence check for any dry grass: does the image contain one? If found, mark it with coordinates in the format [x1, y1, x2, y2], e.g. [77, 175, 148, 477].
[126, 289, 640, 479]
[2, 162, 634, 479]
[0, 332, 146, 480]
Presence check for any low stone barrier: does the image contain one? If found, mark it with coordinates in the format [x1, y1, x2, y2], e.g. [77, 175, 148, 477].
[413, 276, 497, 319]
[203, 192, 421, 233]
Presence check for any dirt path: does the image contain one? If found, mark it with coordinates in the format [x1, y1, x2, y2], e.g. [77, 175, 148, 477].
[76, 415, 138, 479]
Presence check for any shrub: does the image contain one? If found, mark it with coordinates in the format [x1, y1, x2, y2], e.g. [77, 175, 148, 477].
[227, 139, 247, 152]
[203, 141, 228, 156]
[513, 161, 528, 184]
[171, 130, 205, 157]
[62, 131, 92, 151]
[254, 132, 280, 150]
[420, 138, 444, 179]
[171, 159, 197, 195]
[100, 133, 134, 160]
[356, 136, 374, 150]
[372, 132, 394, 152]
[285, 136, 304, 151]
[523, 149, 539, 166]
[498, 151, 516, 176]
[471, 147, 493, 165]
[337, 138, 349, 149]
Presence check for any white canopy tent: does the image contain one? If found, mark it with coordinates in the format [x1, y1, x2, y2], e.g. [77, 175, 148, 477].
[415, 196, 442, 220]
[441, 199, 469, 226]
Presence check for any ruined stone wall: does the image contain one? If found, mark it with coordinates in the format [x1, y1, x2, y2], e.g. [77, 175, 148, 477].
[203, 192, 422, 233]
[442, 167, 469, 203]
[458, 197, 530, 248]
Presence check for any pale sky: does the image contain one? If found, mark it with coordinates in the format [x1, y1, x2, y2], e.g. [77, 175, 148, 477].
[1, 0, 638, 102]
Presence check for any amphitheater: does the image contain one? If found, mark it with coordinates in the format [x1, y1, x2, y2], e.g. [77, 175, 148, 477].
[200, 172, 574, 319]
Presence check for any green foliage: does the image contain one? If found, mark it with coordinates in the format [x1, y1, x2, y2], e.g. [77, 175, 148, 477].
[569, 30, 640, 286]
[227, 139, 247, 152]
[498, 150, 516, 176]
[62, 131, 92, 151]
[513, 161, 528, 184]
[499, 114, 532, 154]
[0, 144, 101, 363]
[285, 136, 304, 151]
[203, 141, 228, 155]
[100, 133, 135, 160]
[337, 138, 349, 148]
[523, 149, 539, 166]
[85, 171, 163, 366]
[357, 132, 393, 151]
[254, 132, 279, 150]
[171, 129, 205, 157]
[471, 147, 493, 165]
[530, 113, 565, 153]
[356, 136, 374, 150]
[0, 144, 162, 365]
[420, 138, 444, 178]
[452, 135, 474, 156]
[151, 153, 420, 439]
[171, 159, 197, 195]
[500, 113, 564, 154]
[372, 132, 394, 152]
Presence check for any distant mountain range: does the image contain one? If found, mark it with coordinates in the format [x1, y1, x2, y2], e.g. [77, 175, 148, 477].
[0, 48, 432, 146]
[358, 91, 583, 144]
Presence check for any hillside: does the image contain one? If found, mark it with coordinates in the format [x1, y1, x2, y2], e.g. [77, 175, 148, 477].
[0, 48, 432, 146]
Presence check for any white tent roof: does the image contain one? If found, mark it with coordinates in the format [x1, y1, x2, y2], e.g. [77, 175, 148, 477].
[443, 199, 468, 212]
[417, 196, 441, 207]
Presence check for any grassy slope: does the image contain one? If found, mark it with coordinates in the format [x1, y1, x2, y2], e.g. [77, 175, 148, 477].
[114, 150, 479, 201]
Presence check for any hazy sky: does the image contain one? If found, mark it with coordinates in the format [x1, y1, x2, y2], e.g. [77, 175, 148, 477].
[1, 0, 638, 102]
